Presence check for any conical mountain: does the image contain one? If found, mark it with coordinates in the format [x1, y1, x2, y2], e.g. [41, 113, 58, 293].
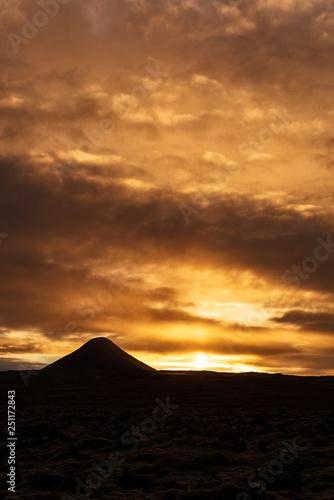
[43, 337, 155, 372]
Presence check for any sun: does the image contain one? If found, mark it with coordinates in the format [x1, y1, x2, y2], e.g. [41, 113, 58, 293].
[194, 353, 208, 370]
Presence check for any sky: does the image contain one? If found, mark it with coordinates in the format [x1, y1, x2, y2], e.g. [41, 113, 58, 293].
[1, 0, 334, 375]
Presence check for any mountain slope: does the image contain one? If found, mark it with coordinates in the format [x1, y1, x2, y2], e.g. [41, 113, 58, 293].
[43, 337, 155, 372]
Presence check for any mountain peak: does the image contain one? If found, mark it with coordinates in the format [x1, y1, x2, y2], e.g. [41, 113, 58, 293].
[43, 337, 155, 372]
[86, 337, 115, 346]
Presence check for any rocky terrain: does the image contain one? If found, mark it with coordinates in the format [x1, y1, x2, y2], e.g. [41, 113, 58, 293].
[1, 369, 334, 499]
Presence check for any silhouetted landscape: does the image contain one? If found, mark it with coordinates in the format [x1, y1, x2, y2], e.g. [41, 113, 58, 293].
[1, 338, 334, 499]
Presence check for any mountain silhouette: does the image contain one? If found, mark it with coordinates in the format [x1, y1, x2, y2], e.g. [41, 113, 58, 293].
[43, 337, 155, 372]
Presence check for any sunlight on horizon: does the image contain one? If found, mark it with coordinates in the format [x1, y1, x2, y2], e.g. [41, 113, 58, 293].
[194, 353, 208, 369]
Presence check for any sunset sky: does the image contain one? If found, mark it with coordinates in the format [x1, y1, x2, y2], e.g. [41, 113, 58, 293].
[1, 0, 334, 375]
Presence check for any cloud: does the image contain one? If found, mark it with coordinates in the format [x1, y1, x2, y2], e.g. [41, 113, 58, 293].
[120, 334, 299, 357]
[0, 343, 44, 353]
[272, 310, 334, 334]
[145, 307, 221, 325]
[0, 0, 334, 374]
[1, 154, 334, 338]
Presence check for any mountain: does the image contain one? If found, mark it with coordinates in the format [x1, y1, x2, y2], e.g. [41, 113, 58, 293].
[43, 337, 155, 372]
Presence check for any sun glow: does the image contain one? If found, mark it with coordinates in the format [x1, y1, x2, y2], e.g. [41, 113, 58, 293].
[194, 353, 208, 369]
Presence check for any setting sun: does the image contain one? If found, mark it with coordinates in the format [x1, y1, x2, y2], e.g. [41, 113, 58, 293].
[194, 354, 208, 370]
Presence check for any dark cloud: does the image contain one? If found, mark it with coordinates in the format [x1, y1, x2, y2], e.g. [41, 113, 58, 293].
[273, 310, 334, 335]
[0, 343, 44, 354]
[1, 154, 334, 339]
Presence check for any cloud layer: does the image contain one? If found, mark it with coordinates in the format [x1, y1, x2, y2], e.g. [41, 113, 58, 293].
[0, 0, 334, 374]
